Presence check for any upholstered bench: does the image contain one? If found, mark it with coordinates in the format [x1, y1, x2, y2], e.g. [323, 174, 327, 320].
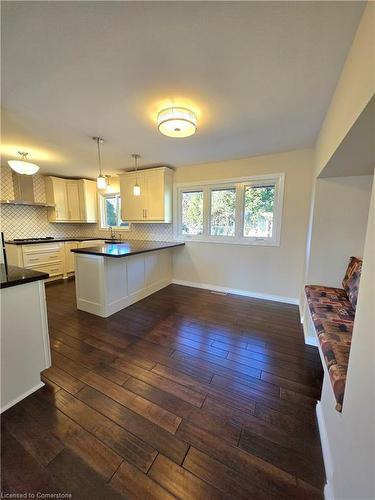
[305, 257, 362, 411]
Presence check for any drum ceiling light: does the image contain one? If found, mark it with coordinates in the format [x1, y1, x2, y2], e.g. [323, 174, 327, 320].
[157, 107, 197, 138]
[8, 152, 40, 175]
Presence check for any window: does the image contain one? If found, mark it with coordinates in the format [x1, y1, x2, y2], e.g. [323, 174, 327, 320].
[244, 184, 275, 238]
[210, 188, 236, 236]
[100, 193, 130, 230]
[181, 191, 204, 235]
[176, 173, 284, 245]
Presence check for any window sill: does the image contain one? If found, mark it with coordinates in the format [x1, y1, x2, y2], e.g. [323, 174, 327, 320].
[175, 237, 280, 247]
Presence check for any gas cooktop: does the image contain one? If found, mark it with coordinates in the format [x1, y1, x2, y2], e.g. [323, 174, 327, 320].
[13, 237, 55, 242]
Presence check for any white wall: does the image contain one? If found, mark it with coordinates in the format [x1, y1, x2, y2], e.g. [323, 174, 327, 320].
[307, 175, 373, 288]
[314, 2, 375, 176]
[318, 182, 374, 500]
[173, 149, 314, 303]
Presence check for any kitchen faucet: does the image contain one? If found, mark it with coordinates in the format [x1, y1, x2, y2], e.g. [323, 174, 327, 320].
[109, 226, 116, 240]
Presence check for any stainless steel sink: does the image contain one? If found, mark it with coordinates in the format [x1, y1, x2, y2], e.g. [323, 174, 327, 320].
[104, 240, 125, 244]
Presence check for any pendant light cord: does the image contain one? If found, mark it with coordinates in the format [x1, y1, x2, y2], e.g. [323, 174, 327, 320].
[97, 139, 103, 177]
[132, 153, 140, 184]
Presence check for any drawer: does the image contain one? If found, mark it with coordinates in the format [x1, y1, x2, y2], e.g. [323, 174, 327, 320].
[26, 261, 64, 277]
[23, 251, 62, 266]
[22, 243, 63, 254]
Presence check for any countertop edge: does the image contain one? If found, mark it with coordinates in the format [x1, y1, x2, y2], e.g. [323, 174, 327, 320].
[71, 241, 185, 258]
[0, 265, 50, 289]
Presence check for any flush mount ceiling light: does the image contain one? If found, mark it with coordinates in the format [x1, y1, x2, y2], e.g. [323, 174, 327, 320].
[157, 107, 197, 138]
[8, 151, 40, 175]
[132, 153, 141, 196]
[93, 137, 107, 190]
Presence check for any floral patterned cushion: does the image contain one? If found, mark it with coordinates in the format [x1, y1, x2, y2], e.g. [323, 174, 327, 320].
[342, 257, 362, 311]
[305, 284, 354, 412]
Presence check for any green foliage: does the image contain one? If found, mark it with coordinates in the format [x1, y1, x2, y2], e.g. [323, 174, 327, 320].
[105, 198, 117, 226]
[210, 189, 236, 236]
[244, 185, 275, 236]
[182, 191, 203, 235]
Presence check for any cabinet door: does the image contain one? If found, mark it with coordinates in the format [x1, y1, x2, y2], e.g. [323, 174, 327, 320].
[120, 172, 145, 221]
[53, 178, 69, 221]
[66, 181, 82, 221]
[81, 180, 98, 222]
[144, 169, 164, 221]
[65, 242, 78, 273]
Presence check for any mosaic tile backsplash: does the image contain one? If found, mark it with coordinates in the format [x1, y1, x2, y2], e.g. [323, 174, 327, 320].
[1, 166, 174, 241]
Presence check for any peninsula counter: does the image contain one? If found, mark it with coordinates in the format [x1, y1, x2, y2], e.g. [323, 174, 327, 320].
[72, 240, 184, 317]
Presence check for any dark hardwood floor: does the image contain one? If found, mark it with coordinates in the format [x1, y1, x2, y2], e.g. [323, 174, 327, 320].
[2, 279, 325, 499]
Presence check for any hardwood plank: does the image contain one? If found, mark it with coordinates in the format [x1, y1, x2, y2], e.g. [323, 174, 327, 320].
[77, 386, 189, 464]
[42, 365, 85, 395]
[1, 427, 62, 495]
[148, 454, 228, 500]
[239, 428, 325, 489]
[47, 448, 124, 500]
[20, 392, 123, 481]
[53, 389, 157, 472]
[51, 350, 91, 379]
[112, 357, 206, 407]
[124, 377, 195, 418]
[80, 371, 182, 434]
[110, 459, 177, 500]
[3, 405, 64, 466]
[183, 446, 269, 500]
[177, 420, 298, 494]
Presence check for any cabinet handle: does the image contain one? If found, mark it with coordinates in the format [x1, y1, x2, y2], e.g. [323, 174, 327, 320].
[145, 209, 147, 219]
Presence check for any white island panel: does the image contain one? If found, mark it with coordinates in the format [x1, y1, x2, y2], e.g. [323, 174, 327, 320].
[1, 280, 51, 412]
[75, 249, 173, 318]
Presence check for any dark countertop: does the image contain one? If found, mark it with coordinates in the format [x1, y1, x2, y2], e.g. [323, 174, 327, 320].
[5, 237, 107, 245]
[71, 240, 185, 258]
[0, 264, 49, 289]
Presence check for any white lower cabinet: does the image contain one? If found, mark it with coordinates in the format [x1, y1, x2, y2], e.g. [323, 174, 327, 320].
[5, 240, 106, 280]
[64, 242, 79, 274]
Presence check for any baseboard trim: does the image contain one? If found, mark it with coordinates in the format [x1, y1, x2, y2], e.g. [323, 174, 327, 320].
[1, 381, 45, 413]
[171, 279, 299, 305]
[316, 401, 334, 500]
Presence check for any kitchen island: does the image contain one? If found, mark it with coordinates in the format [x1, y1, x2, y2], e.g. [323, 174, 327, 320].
[1, 265, 51, 412]
[72, 240, 184, 317]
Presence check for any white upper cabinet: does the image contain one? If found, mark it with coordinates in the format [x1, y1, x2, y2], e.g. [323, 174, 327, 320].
[45, 177, 97, 223]
[120, 167, 173, 223]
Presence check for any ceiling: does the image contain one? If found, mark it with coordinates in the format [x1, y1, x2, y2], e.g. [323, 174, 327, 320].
[319, 96, 375, 178]
[1, 1, 365, 179]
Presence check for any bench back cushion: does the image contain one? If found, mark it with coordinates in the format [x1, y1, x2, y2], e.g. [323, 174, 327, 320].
[342, 256, 362, 311]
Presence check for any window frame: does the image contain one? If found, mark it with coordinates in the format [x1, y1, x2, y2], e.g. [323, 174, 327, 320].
[99, 192, 131, 231]
[174, 173, 285, 246]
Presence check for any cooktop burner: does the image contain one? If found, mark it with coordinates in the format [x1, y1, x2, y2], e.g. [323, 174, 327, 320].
[13, 237, 55, 242]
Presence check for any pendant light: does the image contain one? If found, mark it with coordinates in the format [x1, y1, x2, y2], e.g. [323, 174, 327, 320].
[93, 137, 107, 190]
[8, 151, 40, 175]
[132, 153, 141, 196]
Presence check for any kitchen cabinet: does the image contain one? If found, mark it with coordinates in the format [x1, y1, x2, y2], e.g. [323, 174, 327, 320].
[45, 177, 98, 223]
[6, 242, 65, 279]
[64, 241, 79, 274]
[119, 167, 173, 223]
[45, 177, 69, 221]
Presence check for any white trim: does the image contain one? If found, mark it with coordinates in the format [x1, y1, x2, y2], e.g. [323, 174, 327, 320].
[316, 401, 335, 500]
[172, 279, 299, 305]
[175, 172, 285, 188]
[1, 382, 45, 414]
[173, 172, 285, 247]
